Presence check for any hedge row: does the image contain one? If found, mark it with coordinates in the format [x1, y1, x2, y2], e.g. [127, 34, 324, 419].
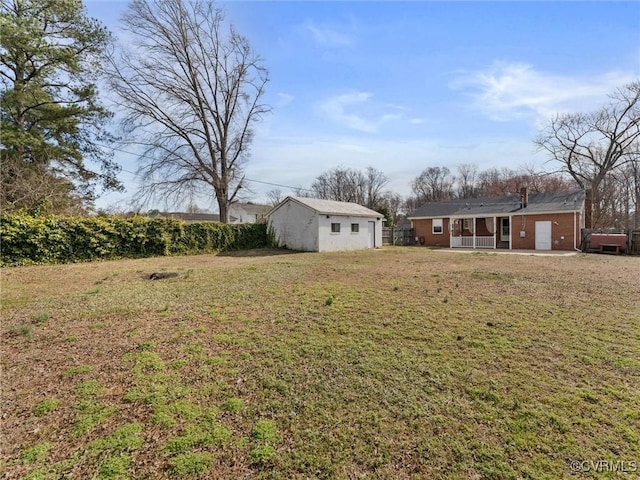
[0, 214, 269, 266]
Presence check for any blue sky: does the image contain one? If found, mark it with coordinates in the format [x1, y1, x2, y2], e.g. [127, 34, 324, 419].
[86, 1, 640, 211]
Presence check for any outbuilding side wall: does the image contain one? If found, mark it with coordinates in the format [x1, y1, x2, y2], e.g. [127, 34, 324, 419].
[317, 215, 383, 252]
[268, 202, 318, 251]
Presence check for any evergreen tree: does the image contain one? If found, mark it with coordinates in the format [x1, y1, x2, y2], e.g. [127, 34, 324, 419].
[1, 0, 121, 213]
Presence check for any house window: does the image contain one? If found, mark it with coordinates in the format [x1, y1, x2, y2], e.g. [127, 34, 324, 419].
[463, 219, 470, 230]
[432, 218, 443, 234]
[331, 223, 341, 233]
[351, 223, 359, 233]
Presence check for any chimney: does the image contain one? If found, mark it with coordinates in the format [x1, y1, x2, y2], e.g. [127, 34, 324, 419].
[520, 187, 528, 208]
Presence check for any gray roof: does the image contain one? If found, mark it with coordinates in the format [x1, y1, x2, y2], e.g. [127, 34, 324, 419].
[270, 196, 383, 218]
[232, 202, 271, 215]
[408, 189, 586, 218]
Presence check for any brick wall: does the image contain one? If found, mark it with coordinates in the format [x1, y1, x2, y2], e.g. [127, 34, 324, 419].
[413, 212, 582, 250]
[511, 212, 582, 250]
[412, 218, 451, 247]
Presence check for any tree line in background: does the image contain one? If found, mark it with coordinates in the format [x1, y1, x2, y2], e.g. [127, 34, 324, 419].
[275, 163, 577, 227]
[1, 0, 638, 229]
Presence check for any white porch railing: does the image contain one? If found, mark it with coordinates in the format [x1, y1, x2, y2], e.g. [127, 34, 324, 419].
[451, 236, 495, 248]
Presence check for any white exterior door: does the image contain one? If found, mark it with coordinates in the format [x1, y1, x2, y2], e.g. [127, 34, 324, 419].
[368, 221, 376, 248]
[500, 218, 510, 242]
[535, 221, 552, 250]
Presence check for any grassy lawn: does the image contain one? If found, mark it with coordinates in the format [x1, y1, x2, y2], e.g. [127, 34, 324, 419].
[1, 247, 639, 479]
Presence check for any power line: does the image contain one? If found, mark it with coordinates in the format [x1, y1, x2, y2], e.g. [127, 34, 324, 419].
[95, 142, 315, 193]
[242, 178, 314, 193]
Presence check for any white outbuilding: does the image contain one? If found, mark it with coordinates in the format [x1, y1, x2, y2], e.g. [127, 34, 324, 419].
[267, 197, 384, 252]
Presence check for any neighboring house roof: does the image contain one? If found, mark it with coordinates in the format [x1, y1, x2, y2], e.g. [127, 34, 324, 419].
[269, 196, 383, 218]
[231, 202, 271, 216]
[408, 189, 586, 219]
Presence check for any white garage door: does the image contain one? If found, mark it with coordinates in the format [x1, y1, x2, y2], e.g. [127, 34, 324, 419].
[535, 221, 552, 250]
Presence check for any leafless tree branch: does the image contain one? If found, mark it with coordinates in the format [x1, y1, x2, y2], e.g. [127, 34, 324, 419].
[105, 0, 270, 221]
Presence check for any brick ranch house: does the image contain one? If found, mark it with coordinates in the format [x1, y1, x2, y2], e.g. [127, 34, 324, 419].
[407, 188, 587, 251]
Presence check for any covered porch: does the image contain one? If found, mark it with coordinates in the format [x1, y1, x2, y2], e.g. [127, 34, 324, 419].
[450, 216, 511, 249]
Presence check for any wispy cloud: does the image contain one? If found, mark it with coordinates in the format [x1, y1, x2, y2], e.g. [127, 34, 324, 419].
[318, 91, 423, 133]
[276, 93, 294, 108]
[304, 22, 355, 48]
[451, 62, 636, 122]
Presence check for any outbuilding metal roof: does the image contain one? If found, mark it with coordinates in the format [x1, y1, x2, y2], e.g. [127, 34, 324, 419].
[408, 189, 586, 219]
[269, 196, 383, 218]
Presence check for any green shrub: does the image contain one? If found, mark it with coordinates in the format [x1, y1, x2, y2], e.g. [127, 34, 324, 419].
[0, 213, 268, 266]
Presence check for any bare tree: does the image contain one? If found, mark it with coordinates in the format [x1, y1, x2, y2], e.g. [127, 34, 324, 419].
[266, 188, 283, 207]
[106, 0, 269, 223]
[378, 191, 404, 225]
[0, 161, 86, 214]
[456, 163, 479, 199]
[363, 166, 388, 209]
[291, 186, 312, 198]
[411, 166, 454, 203]
[474, 166, 574, 197]
[310, 166, 388, 208]
[629, 152, 640, 229]
[535, 81, 640, 227]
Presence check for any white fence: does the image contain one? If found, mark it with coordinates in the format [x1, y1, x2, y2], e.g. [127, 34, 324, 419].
[451, 236, 495, 249]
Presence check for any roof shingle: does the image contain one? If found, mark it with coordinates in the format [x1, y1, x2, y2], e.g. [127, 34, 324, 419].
[271, 197, 383, 217]
[408, 189, 585, 218]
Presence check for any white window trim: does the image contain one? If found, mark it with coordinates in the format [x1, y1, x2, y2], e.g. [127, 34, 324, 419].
[331, 222, 341, 234]
[432, 218, 444, 235]
[351, 223, 359, 234]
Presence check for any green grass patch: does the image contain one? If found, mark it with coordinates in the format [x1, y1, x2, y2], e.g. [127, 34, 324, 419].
[63, 365, 93, 377]
[89, 423, 145, 453]
[96, 454, 131, 480]
[222, 397, 244, 413]
[20, 442, 53, 464]
[168, 452, 214, 478]
[33, 399, 61, 416]
[74, 379, 105, 398]
[14, 324, 34, 340]
[73, 401, 118, 437]
[31, 311, 50, 324]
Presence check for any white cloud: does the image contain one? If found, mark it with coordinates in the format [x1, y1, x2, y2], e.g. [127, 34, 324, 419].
[318, 91, 422, 133]
[240, 132, 549, 205]
[304, 22, 355, 48]
[451, 62, 636, 123]
[96, 130, 549, 210]
[276, 93, 294, 108]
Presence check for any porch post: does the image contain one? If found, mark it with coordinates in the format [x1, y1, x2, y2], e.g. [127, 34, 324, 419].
[508, 216, 512, 250]
[493, 216, 497, 249]
[472, 216, 476, 249]
[449, 218, 453, 248]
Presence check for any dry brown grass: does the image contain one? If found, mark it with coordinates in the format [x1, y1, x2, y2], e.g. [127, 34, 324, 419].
[1, 248, 639, 479]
